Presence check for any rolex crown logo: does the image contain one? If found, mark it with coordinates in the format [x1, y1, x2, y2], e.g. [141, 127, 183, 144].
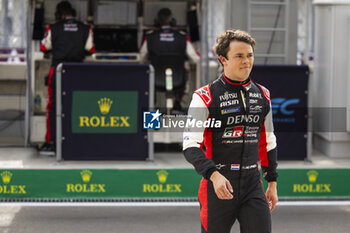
[156, 170, 169, 183]
[307, 170, 319, 183]
[80, 170, 93, 183]
[98, 98, 113, 115]
[1, 171, 13, 184]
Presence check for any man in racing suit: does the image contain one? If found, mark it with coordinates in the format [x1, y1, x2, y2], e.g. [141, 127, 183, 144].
[139, 8, 199, 111]
[183, 29, 278, 233]
[40, 1, 95, 155]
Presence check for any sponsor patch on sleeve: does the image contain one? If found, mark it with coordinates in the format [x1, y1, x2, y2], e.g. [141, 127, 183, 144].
[195, 85, 212, 106]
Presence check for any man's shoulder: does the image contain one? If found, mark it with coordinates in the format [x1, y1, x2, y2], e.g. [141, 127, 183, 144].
[50, 19, 84, 27]
[145, 29, 155, 35]
[50, 21, 65, 33]
[77, 20, 90, 27]
[172, 29, 187, 39]
[50, 21, 61, 28]
[194, 84, 213, 107]
[70, 19, 90, 29]
[145, 29, 159, 39]
[253, 81, 271, 102]
[175, 29, 187, 36]
[194, 84, 210, 93]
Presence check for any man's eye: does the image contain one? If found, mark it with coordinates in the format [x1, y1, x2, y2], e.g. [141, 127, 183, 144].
[248, 54, 254, 58]
[236, 55, 243, 58]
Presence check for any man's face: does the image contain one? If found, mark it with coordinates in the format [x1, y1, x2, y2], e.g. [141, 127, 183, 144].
[219, 40, 254, 81]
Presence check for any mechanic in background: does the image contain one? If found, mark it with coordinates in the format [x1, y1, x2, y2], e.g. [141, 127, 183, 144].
[40, 1, 94, 155]
[140, 8, 199, 112]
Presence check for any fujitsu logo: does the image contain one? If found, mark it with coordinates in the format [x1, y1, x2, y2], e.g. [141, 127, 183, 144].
[219, 92, 237, 101]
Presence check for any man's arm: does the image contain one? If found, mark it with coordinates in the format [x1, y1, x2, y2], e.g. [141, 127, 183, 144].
[84, 25, 95, 54]
[259, 96, 278, 211]
[209, 171, 234, 200]
[266, 181, 277, 211]
[183, 92, 233, 200]
[40, 25, 52, 52]
[183, 93, 216, 179]
[259, 102, 278, 182]
[185, 36, 200, 63]
[139, 37, 148, 62]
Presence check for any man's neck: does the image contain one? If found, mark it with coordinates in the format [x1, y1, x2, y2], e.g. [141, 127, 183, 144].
[224, 72, 248, 83]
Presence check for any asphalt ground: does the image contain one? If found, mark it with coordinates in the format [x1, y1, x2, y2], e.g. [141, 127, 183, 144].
[0, 203, 349, 233]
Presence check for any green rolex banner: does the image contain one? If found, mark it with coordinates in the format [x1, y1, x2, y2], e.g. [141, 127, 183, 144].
[0, 169, 349, 199]
[264, 169, 350, 197]
[71, 91, 138, 134]
[0, 169, 201, 198]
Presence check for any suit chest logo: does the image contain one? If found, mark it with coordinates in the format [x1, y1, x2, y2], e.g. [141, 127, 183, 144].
[219, 91, 239, 108]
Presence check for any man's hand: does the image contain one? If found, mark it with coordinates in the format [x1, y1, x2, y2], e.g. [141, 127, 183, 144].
[266, 181, 278, 212]
[210, 171, 234, 200]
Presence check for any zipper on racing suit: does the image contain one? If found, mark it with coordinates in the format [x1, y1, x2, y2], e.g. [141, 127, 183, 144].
[237, 88, 249, 199]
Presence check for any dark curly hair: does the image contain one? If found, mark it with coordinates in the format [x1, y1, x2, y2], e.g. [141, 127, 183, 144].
[157, 8, 172, 25]
[213, 29, 256, 59]
[56, 1, 74, 17]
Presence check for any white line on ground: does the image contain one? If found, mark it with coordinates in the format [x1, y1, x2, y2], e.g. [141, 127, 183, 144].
[0, 206, 21, 227]
[0, 201, 350, 207]
[277, 201, 350, 206]
[0, 160, 23, 168]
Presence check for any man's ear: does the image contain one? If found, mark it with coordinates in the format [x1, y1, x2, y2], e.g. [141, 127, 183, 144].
[219, 56, 227, 66]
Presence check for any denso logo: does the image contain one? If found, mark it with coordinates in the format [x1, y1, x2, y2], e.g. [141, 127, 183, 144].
[227, 115, 260, 125]
[271, 98, 300, 115]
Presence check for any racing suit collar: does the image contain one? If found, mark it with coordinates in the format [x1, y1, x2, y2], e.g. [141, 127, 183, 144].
[222, 73, 251, 87]
[222, 73, 251, 86]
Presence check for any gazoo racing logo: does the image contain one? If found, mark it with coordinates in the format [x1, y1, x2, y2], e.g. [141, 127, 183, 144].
[223, 126, 244, 138]
[222, 126, 258, 139]
[79, 97, 130, 128]
[227, 115, 260, 125]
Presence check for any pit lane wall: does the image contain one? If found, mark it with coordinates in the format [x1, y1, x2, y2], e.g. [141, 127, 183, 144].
[0, 169, 349, 199]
